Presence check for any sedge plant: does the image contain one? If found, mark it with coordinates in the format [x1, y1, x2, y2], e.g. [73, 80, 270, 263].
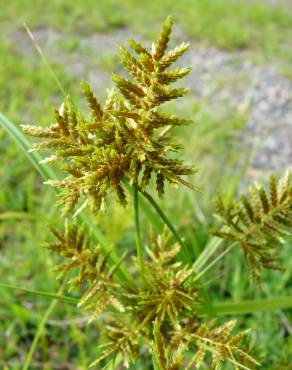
[15, 16, 292, 369]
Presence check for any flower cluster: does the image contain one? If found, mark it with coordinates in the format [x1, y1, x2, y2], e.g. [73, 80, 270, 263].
[214, 172, 292, 281]
[22, 16, 197, 216]
[46, 220, 126, 322]
[47, 222, 257, 369]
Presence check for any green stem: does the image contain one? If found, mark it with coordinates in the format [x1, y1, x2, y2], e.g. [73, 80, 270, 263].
[139, 188, 192, 264]
[152, 355, 160, 370]
[134, 183, 145, 277]
[22, 283, 65, 370]
[24, 24, 67, 99]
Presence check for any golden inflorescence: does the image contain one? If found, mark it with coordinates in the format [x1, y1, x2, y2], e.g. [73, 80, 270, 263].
[22, 15, 198, 216]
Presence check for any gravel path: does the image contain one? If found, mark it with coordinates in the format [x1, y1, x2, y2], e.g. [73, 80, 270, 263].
[182, 44, 292, 177]
[8, 27, 292, 178]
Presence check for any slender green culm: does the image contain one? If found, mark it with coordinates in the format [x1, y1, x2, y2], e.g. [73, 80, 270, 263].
[133, 183, 145, 277]
[140, 188, 192, 263]
[24, 24, 67, 99]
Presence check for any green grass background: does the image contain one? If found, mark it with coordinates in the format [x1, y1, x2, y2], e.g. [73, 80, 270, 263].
[1, 0, 292, 369]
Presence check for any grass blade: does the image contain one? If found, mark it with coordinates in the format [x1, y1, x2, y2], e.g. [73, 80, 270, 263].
[22, 283, 65, 370]
[0, 282, 78, 305]
[0, 112, 57, 180]
[192, 237, 223, 273]
[192, 243, 236, 283]
[24, 24, 67, 99]
[3, 282, 291, 317]
[212, 296, 292, 316]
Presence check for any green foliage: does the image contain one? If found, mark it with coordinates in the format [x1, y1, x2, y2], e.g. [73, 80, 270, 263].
[214, 172, 292, 281]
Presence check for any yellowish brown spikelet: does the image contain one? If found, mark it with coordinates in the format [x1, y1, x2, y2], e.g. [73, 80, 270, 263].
[153, 319, 168, 370]
[160, 42, 190, 70]
[153, 16, 173, 61]
[81, 81, 103, 121]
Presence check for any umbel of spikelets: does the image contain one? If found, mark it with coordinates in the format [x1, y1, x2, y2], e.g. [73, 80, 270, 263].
[214, 172, 292, 281]
[22, 16, 198, 216]
[46, 221, 257, 369]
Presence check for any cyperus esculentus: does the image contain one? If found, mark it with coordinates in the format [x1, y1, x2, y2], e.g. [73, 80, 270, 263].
[21, 16, 291, 369]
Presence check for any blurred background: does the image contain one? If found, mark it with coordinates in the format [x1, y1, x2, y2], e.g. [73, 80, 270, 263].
[1, 0, 292, 369]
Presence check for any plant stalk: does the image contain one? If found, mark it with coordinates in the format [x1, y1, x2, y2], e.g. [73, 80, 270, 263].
[134, 183, 145, 277]
[139, 188, 192, 264]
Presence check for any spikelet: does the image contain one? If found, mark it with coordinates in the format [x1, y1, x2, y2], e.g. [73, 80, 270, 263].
[153, 320, 168, 370]
[159, 42, 190, 70]
[214, 172, 292, 281]
[152, 16, 173, 61]
[81, 82, 103, 121]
